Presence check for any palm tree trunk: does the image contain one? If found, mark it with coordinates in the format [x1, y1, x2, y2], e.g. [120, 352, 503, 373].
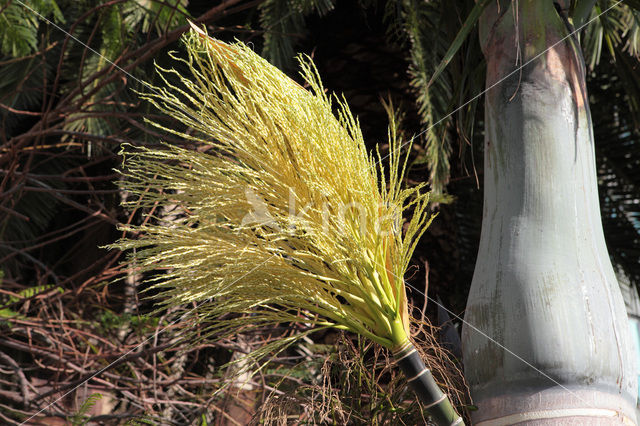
[462, 1, 637, 423]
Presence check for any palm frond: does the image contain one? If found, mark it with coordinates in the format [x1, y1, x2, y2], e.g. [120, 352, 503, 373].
[0, 0, 64, 57]
[590, 68, 640, 288]
[581, 2, 640, 129]
[581, 2, 640, 69]
[122, 0, 190, 36]
[259, 0, 334, 69]
[385, 0, 484, 194]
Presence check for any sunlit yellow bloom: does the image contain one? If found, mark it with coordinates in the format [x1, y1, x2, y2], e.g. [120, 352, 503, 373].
[113, 24, 433, 360]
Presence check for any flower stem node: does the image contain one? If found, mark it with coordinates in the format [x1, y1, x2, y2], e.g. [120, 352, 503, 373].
[393, 341, 465, 425]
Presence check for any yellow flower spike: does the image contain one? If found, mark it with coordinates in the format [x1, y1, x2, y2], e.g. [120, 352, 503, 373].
[112, 25, 463, 425]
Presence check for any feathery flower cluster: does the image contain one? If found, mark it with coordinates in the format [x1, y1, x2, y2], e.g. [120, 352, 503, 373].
[113, 25, 433, 359]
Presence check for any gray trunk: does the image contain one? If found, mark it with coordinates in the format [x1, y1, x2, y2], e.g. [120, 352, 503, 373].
[462, 1, 638, 423]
